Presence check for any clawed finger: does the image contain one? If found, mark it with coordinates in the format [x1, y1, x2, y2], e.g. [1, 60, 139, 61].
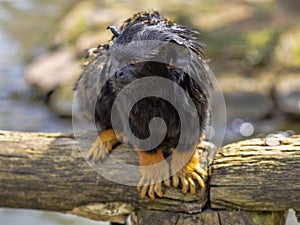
[180, 175, 189, 193]
[140, 184, 149, 198]
[191, 171, 205, 188]
[164, 178, 171, 187]
[88, 139, 110, 162]
[172, 174, 179, 188]
[148, 184, 155, 199]
[154, 182, 164, 198]
[138, 181, 165, 199]
[171, 164, 207, 194]
[137, 177, 146, 191]
[187, 177, 196, 194]
[194, 166, 208, 178]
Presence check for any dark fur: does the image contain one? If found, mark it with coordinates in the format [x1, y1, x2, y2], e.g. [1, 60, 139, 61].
[75, 10, 211, 155]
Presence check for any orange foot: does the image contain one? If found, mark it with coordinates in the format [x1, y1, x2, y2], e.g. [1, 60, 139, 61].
[137, 149, 171, 199]
[171, 148, 207, 194]
[88, 129, 120, 162]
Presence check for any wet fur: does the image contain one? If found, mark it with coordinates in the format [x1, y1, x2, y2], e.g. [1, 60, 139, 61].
[75, 10, 211, 156]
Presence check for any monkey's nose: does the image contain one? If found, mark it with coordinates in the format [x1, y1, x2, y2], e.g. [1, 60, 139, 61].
[115, 69, 127, 80]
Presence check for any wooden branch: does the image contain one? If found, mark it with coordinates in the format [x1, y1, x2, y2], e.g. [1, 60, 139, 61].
[0, 130, 206, 223]
[296, 209, 300, 223]
[210, 136, 300, 211]
[132, 209, 287, 225]
[0, 130, 299, 224]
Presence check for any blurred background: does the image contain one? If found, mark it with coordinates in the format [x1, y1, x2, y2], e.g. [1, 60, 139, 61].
[0, 0, 299, 224]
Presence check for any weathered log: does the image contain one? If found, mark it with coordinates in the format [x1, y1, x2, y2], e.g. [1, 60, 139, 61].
[0, 130, 206, 224]
[132, 209, 287, 225]
[0, 130, 299, 224]
[210, 136, 300, 211]
[295, 208, 300, 223]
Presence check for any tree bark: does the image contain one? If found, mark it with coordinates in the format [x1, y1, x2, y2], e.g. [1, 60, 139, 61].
[0, 130, 299, 224]
[210, 136, 300, 211]
[0, 130, 206, 223]
[132, 210, 287, 225]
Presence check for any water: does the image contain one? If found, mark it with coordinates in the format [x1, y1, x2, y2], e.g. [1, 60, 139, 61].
[0, 27, 26, 98]
[0, 1, 105, 224]
[0, 30, 72, 132]
[0, 208, 109, 225]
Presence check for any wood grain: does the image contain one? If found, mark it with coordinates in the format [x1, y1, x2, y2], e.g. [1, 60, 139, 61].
[0, 130, 299, 224]
[210, 136, 300, 211]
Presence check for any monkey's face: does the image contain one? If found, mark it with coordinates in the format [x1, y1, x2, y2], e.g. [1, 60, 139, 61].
[111, 61, 171, 94]
[112, 63, 139, 92]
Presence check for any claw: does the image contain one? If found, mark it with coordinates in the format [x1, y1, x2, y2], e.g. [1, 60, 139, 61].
[137, 178, 144, 191]
[140, 185, 148, 198]
[138, 179, 165, 199]
[87, 138, 109, 162]
[137, 149, 170, 199]
[192, 171, 205, 188]
[154, 183, 164, 198]
[187, 177, 196, 194]
[87, 129, 120, 162]
[180, 176, 189, 193]
[148, 184, 155, 199]
[164, 178, 171, 187]
[170, 149, 207, 194]
[172, 174, 179, 188]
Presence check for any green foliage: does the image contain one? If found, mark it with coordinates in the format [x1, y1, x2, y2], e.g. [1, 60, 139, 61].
[242, 28, 281, 67]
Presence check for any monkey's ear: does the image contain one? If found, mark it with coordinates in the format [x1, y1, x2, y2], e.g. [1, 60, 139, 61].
[107, 25, 121, 38]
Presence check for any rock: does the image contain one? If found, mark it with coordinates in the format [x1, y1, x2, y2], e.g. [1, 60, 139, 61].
[48, 81, 75, 117]
[25, 47, 81, 94]
[218, 73, 274, 121]
[75, 30, 111, 53]
[274, 25, 300, 69]
[275, 73, 300, 116]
